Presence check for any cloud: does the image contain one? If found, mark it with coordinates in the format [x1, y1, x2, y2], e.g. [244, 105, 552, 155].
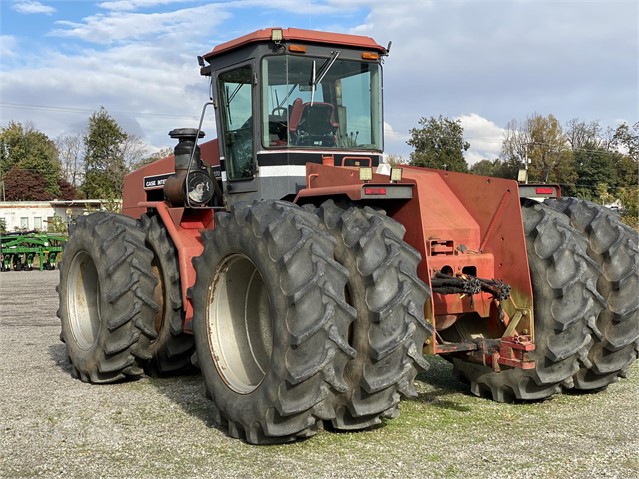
[11, 1, 55, 15]
[0, 35, 18, 58]
[51, 3, 231, 45]
[458, 114, 504, 165]
[3, 0, 636, 159]
[351, 0, 637, 152]
[97, 0, 192, 12]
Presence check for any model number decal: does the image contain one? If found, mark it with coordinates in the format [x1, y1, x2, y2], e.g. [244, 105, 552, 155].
[144, 173, 174, 189]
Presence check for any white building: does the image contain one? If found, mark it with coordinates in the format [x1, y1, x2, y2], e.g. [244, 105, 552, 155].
[0, 200, 108, 232]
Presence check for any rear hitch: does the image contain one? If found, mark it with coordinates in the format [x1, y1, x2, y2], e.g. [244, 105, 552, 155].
[436, 335, 535, 372]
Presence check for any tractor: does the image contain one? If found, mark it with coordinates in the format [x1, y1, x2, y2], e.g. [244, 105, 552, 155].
[58, 27, 639, 444]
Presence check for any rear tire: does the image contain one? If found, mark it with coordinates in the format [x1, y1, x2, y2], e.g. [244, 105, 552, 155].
[191, 200, 356, 444]
[544, 197, 639, 389]
[314, 200, 432, 429]
[141, 214, 195, 375]
[452, 202, 604, 401]
[57, 213, 159, 383]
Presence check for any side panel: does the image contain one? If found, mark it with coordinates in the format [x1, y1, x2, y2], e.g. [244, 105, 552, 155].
[392, 167, 534, 352]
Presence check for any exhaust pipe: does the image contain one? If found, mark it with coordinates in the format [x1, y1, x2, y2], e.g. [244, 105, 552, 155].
[164, 128, 213, 207]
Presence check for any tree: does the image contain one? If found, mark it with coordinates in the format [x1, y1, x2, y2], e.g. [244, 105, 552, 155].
[500, 114, 575, 186]
[56, 134, 83, 187]
[82, 107, 127, 199]
[58, 177, 78, 200]
[564, 118, 603, 150]
[121, 134, 151, 171]
[130, 146, 171, 171]
[572, 143, 618, 201]
[613, 121, 639, 161]
[407, 116, 470, 172]
[1, 121, 61, 198]
[3, 167, 53, 201]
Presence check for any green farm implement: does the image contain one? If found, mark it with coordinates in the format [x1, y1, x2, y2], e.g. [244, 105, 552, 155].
[0, 231, 67, 272]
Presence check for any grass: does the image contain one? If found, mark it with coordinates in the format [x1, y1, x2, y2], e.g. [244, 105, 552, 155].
[3, 351, 637, 479]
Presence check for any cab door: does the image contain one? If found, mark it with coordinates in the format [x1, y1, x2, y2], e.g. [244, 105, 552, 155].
[216, 63, 258, 195]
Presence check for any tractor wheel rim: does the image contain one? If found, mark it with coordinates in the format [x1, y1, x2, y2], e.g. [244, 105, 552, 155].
[67, 251, 101, 350]
[207, 254, 273, 394]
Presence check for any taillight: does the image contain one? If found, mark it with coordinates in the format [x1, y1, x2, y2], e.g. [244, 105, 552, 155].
[365, 187, 387, 195]
[535, 187, 554, 195]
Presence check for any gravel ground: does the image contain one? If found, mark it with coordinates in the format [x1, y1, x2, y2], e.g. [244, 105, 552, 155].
[1, 270, 637, 479]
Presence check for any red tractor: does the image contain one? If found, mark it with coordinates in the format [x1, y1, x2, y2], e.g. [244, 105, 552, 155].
[58, 27, 638, 444]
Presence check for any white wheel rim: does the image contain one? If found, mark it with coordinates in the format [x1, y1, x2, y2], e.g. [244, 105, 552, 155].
[207, 254, 273, 394]
[67, 251, 101, 351]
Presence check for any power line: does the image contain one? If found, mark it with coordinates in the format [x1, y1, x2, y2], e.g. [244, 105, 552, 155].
[0, 102, 203, 121]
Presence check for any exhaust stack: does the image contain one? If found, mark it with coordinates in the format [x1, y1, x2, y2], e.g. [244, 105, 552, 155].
[164, 128, 213, 207]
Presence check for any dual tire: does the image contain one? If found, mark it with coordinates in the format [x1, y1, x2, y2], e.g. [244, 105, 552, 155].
[191, 200, 433, 444]
[58, 213, 159, 383]
[452, 199, 638, 401]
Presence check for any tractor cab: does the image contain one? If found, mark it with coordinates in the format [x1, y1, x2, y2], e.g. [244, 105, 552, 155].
[199, 27, 388, 203]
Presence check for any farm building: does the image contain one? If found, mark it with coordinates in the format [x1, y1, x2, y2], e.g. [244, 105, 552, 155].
[0, 200, 108, 232]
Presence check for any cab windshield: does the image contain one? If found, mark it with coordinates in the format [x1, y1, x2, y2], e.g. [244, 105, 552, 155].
[261, 54, 383, 150]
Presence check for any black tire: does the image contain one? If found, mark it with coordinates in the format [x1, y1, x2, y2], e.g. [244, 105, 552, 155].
[452, 202, 604, 402]
[191, 200, 356, 444]
[141, 214, 196, 375]
[57, 212, 159, 383]
[544, 197, 639, 389]
[313, 200, 432, 429]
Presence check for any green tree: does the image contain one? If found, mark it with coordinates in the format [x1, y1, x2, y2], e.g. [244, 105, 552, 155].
[0, 121, 61, 198]
[611, 122, 638, 228]
[82, 107, 127, 199]
[617, 186, 638, 229]
[468, 158, 514, 177]
[613, 122, 639, 161]
[570, 142, 621, 201]
[407, 116, 470, 172]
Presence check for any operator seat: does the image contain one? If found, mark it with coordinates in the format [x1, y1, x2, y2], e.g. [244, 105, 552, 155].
[289, 100, 339, 146]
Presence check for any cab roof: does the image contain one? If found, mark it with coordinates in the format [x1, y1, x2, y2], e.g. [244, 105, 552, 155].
[202, 27, 387, 61]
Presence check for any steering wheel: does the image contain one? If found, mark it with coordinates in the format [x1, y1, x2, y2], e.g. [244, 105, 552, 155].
[271, 106, 288, 118]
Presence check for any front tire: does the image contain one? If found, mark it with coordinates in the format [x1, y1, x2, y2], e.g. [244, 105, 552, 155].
[314, 200, 432, 429]
[141, 214, 195, 375]
[192, 201, 356, 444]
[58, 213, 159, 383]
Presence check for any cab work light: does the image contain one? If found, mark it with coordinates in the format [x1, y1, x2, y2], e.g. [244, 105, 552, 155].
[390, 167, 403, 183]
[359, 167, 373, 182]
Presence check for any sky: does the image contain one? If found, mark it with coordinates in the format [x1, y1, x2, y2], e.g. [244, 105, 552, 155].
[0, 0, 637, 164]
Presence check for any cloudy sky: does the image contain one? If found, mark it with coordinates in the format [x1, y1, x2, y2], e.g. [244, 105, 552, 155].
[1, 0, 637, 163]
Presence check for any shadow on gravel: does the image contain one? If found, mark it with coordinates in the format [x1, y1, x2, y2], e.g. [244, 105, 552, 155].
[410, 356, 473, 411]
[49, 340, 225, 433]
[48, 342, 74, 375]
[147, 374, 227, 433]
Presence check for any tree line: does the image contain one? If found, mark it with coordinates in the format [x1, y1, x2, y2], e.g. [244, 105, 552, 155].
[406, 114, 638, 227]
[2, 110, 636, 226]
[0, 107, 170, 202]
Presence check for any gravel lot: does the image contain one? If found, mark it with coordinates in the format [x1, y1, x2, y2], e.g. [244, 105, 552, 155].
[1, 270, 637, 478]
